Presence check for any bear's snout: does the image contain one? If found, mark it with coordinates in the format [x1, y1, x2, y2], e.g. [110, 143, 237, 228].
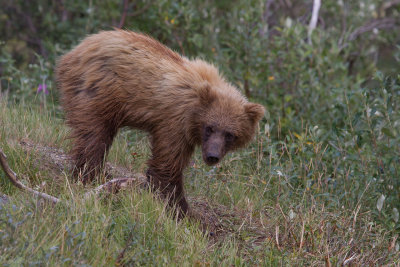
[202, 132, 225, 166]
[206, 154, 220, 165]
[203, 146, 223, 165]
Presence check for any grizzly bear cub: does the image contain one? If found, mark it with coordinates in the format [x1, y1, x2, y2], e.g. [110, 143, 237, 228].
[56, 30, 264, 215]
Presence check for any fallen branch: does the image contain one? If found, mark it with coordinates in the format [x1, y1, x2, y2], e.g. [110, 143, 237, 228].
[0, 148, 139, 204]
[0, 148, 61, 204]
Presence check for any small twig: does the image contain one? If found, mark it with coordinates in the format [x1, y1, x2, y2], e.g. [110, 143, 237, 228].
[339, 18, 397, 50]
[118, 0, 155, 29]
[164, 20, 185, 56]
[348, 18, 396, 42]
[237, 217, 247, 232]
[172, 32, 185, 56]
[115, 227, 136, 265]
[308, 0, 321, 44]
[118, 0, 130, 29]
[130, 0, 155, 17]
[276, 202, 288, 221]
[85, 177, 138, 198]
[343, 254, 358, 266]
[299, 219, 305, 250]
[275, 225, 281, 250]
[352, 204, 361, 230]
[389, 235, 398, 251]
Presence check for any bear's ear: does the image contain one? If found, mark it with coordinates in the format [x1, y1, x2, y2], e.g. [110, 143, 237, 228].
[245, 103, 265, 123]
[197, 81, 216, 106]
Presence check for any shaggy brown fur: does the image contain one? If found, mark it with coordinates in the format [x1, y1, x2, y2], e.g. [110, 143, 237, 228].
[56, 30, 265, 215]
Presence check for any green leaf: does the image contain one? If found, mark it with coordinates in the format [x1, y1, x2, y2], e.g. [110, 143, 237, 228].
[382, 127, 395, 138]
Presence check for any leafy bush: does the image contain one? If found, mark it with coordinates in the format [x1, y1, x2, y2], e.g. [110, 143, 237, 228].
[0, 51, 54, 105]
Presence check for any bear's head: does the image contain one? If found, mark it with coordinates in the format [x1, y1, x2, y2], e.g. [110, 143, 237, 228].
[195, 82, 265, 166]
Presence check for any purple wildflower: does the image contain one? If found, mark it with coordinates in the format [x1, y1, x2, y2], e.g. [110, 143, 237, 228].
[37, 84, 49, 95]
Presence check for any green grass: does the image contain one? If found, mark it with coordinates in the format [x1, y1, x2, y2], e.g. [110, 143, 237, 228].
[0, 97, 399, 266]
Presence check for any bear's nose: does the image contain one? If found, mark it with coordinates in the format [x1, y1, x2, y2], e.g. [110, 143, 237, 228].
[206, 156, 219, 164]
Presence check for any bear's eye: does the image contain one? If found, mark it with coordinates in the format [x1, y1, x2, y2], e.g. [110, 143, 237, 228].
[205, 126, 213, 136]
[225, 132, 235, 142]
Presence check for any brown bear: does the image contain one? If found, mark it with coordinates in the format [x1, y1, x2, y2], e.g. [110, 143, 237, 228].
[56, 30, 265, 215]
